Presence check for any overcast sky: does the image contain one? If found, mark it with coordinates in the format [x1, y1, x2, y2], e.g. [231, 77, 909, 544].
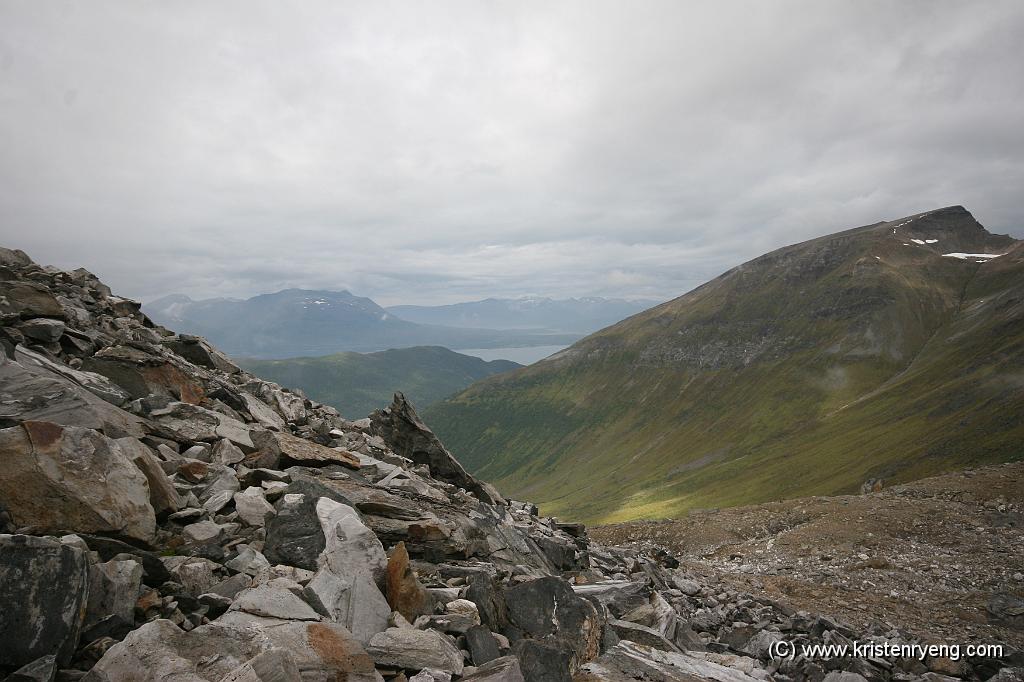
[1, 2, 1022, 305]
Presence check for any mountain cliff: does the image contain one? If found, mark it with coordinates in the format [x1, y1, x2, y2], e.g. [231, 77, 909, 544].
[425, 206, 1024, 523]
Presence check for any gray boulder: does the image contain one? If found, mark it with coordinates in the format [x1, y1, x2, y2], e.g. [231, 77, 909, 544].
[0, 422, 156, 542]
[0, 535, 90, 668]
[3, 654, 59, 682]
[234, 487, 276, 527]
[461, 656, 526, 682]
[366, 627, 464, 675]
[576, 641, 765, 682]
[18, 318, 65, 343]
[0, 352, 144, 437]
[229, 584, 322, 621]
[216, 648, 301, 682]
[608, 619, 678, 653]
[84, 558, 143, 640]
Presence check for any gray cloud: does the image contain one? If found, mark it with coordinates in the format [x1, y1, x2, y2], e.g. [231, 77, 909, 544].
[1, 1, 1022, 305]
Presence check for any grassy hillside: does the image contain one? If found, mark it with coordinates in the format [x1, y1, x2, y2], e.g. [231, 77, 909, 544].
[239, 346, 519, 419]
[425, 207, 1024, 524]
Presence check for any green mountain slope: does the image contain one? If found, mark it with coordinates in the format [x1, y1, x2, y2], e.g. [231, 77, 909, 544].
[425, 206, 1024, 524]
[239, 346, 520, 419]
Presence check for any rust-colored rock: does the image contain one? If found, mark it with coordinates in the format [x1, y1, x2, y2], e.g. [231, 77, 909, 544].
[385, 541, 431, 622]
[307, 622, 379, 677]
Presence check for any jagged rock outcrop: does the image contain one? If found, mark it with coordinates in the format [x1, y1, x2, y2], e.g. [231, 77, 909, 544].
[1, 246, 1019, 682]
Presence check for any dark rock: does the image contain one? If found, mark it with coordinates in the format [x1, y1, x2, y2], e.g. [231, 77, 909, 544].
[0, 535, 90, 668]
[536, 537, 578, 572]
[4, 654, 58, 682]
[0, 352, 144, 436]
[163, 336, 240, 374]
[467, 574, 511, 633]
[607, 619, 678, 652]
[18, 319, 65, 343]
[78, 535, 170, 587]
[511, 640, 572, 682]
[0, 281, 64, 319]
[465, 625, 502, 666]
[572, 581, 650, 619]
[505, 576, 603, 667]
[462, 656, 526, 682]
[263, 479, 354, 570]
[988, 593, 1024, 629]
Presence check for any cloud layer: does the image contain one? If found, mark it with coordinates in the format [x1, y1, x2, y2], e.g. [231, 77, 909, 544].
[2, 1, 1022, 304]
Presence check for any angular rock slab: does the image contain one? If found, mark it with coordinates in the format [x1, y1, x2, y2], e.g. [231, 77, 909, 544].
[275, 431, 360, 468]
[0, 353, 145, 437]
[234, 487, 276, 527]
[574, 641, 765, 682]
[230, 584, 321, 621]
[0, 534, 90, 668]
[117, 436, 183, 514]
[305, 566, 390, 645]
[366, 627, 464, 675]
[316, 497, 387, 586]
[462, 656, 526, 682]
[217, 648, 300, 682]
[83, 619, 382, 682]
[0, 422, 156, 542]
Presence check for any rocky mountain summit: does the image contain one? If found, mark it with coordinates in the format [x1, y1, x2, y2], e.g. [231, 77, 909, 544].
[1, 245, 1021, 682]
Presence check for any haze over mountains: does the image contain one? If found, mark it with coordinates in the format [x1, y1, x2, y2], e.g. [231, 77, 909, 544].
[143, 290, 642, 358]
[426, 206, 1024, 523]
[387, 297, 658, 333]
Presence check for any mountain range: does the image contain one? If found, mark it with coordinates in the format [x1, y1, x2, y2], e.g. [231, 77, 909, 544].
[143, 289, 583, 358]
[425, 206, 1024, 524]
[237, 346, 519, 418]
[387, 297, 659, 333]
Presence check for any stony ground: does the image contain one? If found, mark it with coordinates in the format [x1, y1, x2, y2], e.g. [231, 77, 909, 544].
[592, 462, 1024, 650]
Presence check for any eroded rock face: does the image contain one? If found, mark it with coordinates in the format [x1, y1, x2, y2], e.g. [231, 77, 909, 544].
[0, 422, 156, 542]
[0, 534, 91, 668]
[370, 393, 501, 505]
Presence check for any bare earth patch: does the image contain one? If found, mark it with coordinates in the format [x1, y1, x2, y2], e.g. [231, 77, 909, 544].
[592, 461, 1024, 649]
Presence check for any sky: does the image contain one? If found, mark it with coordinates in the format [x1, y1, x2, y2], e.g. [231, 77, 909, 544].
[1, 1, 1023, 306]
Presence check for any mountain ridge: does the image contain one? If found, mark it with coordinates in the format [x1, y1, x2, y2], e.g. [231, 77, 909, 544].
[143, 288, 581, 358]
[425, 206, 1024, 523]
[238, 345, 520, 419]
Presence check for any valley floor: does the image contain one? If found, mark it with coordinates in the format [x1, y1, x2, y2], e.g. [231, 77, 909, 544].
[592, 462, 1024, 650]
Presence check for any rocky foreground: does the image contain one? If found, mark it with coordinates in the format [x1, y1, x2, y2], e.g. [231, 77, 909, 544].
[0, 245, 1021, 682]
